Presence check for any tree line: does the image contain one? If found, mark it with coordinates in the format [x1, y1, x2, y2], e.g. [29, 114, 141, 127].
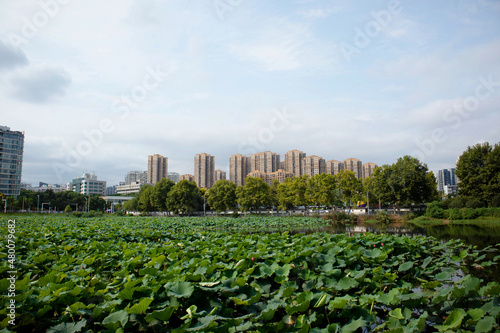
[123, 155, 440, 214]
[3, 143, 497, 214]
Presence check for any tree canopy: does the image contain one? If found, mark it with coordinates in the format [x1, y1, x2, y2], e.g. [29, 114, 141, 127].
[456, 142, 500, 206]
[207, 179, 237, 212]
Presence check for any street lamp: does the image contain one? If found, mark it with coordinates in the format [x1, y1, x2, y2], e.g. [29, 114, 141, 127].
[37, 195, 40, 212]
[2, 198, 6, 213]
[22, 196, 25, 212]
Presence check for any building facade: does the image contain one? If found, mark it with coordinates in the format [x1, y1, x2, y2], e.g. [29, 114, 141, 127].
[229, 154, 249, 186]
[362, 162, 378, 179]
[147, 154, 168, 185]
[343, 158, 363, 179]
[326, 159, 344, 175]
[302, 155, 326, 177]
[179, 174, 195, 182]
[215, 169, 226, 182]
[284, 149, 306, 177]
[248, 151, 280, 174]
[167, 172, 180, 183]
[0, 126, 24, 197]
[70, 173, 106, 195]
[194, 153, 215, 188]
[247, 169, 293, 186]
[115, 181, 142, 195]
[437, 168, 457, 193]
[125, 171, 147, 185]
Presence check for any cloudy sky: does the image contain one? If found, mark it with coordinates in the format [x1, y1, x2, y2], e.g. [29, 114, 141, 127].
[1, 0, 500, 186]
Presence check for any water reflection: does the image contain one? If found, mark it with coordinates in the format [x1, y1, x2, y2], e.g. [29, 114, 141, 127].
[290, 222, 500, 248]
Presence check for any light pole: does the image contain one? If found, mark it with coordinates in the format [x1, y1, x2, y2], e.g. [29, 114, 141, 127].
[2, 198, 6, 213]
[22, 196, 25, 212]
[37, 195, 40, 212]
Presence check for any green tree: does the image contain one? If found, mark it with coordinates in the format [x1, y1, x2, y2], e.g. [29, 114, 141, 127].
[456, 142, 500, 206]
[207, 179, 237, 212]
[138, 185, 155, 212]
[166, 180, 202, 214]
[335, 170, 364, 213]
[370, 156, 438, 208]
[269, 179, 280, 209]
[236, 177, 271, 212]
[64, 205, 72, 213]
[152, 178, 175, 211]
[306, 173, 338, 208]
[123, 197, 139, 211]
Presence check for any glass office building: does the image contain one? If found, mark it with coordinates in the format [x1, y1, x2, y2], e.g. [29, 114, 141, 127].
[0, 126, 24, 198]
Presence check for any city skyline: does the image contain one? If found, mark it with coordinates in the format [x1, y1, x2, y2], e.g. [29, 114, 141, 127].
[2, 2, 499, 186]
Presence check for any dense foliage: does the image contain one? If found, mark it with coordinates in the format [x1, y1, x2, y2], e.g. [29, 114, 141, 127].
[1, 216, 499, 332]
[366, 156, 439, 208]
[456, 142, 500, 207]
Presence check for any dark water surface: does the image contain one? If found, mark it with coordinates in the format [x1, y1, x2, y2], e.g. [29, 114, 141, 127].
[291, 222, 500, 248]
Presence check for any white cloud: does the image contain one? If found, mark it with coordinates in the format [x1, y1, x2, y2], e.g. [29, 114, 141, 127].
[229, 18, 339, 72]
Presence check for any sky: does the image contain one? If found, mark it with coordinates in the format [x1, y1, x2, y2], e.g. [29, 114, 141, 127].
[1, 0, 500, 186]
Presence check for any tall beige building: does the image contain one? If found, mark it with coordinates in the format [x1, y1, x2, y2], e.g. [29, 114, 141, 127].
[302, 155, 326, 177]
[147, 154, 168, 185]
[215, 169, 227, 182]
[284, 149, 306, 177]
[362, 162, 378, 179]
[229, 154, 249, 186]
[194, 153, 215, 189]
[326, 160, 344, 175]
[248, 151, 280, 174]
[343, 158, 363, 179]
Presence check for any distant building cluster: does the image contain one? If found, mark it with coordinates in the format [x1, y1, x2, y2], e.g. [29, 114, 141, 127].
[2, 125, 383, 198]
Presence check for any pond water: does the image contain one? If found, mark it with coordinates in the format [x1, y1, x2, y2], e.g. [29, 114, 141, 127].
[291, 222, 500, 248]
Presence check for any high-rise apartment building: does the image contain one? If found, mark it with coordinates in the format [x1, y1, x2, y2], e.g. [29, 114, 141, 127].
[70, 173, 106, 195]
[125, 171, 148, 185]
[362, 162, 378, 179]
[326, 160, 344, 175]
[437, 168, 457, 193]
[215, 169, 226, 182]
[284, 149, 306, 177]
[249, 151, 280, 174]
[147, 154, 168, 185]
[229, 154, 249, 186]
[0, 126, 24, 197]
[343, 158, 363, 179]
[194, 153, 215, 189]
[302, 155, 326, 177]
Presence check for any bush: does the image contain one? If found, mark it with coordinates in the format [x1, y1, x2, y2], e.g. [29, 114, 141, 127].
[324, 211, 356, 223]
[465, 198, 484, 209]
[426, 201, 445, 219]
[447, 208, 462, 220]
[460, 208, 479, 220]
[64, 205, 72, 213]
[376, 211, 391, 224]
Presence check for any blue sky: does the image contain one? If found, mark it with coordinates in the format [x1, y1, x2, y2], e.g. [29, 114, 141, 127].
[1, 0, 499, 186]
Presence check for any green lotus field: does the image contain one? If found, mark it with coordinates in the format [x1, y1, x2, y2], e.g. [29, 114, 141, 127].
[1, 216, 499, 332]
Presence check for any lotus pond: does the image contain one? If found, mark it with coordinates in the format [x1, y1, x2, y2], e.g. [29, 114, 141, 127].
[1, 215, 499, 332]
